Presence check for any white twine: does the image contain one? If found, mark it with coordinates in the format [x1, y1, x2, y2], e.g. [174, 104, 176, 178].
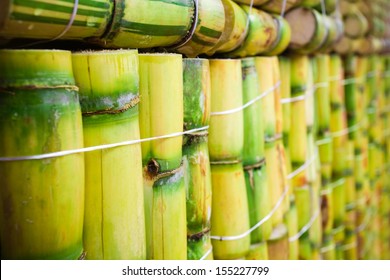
[339, 242, 357, 251]
[330, 124, 360, 138]
[210, 81, 281, 116]
[18, 0, 79, 47]
[328, 76, 342, 82]
[199, 246, 213, 260]
[210, 183, 289, 241]
[289, 208, 320, 242]
[342, 77, 365, 86]
[356, 209, 373, 233]
[281, 82, 317, 104]
[320, 243, 336, 254]
[209, 148, 317, 242]
[0, 126, 209, 162]
[320, 0, 327, 16]
[383, 71, 390, 78]
[287, 154, 317, 180]
[328, 178, 346, 190]
[315, 137, 332, 146]
[320, 187, 332, 196]
[366, 71, 378, 79]
[280, 0, 288, 17]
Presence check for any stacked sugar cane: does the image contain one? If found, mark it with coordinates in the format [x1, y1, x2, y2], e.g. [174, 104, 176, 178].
[288, 55, 317, 260]
[328, 55, 349, 259]
[0, 50, 85, 259]
[182, 59, 213, 260]
[208, 59, 250, 260]
[382, 56, 390, 260]
[279, 56, 301, 260]
[72, 50, 146, 260]
[311, 54, 335, 260]
[258, 57, 290, 259]
[241, 57, 271, 260]
[365, 56, 388, 259]
[138, 54, 187, 260]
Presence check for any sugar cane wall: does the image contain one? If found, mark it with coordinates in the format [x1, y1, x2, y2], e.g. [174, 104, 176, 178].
[0, 0, 389, 260]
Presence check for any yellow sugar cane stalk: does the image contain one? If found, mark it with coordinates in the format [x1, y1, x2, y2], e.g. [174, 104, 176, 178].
[182, 58, 212, 260]
[72, 50, 146, 260]
[313, 55, 333, 185]
[255, 57, 284, 230]
[0, 49, 84, 259]
[306, 59, 322, 260]
[241, 57, 272, 246]
[209, 59, 250, 259]
[139, 53, 186, 260]
[279, 57, 300, 259]
[289, 55, 314, 260]
[210, 163, 251, 259]
[329, 55, 348, 244]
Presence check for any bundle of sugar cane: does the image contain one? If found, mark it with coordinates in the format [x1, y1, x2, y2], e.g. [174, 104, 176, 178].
[175, 0, 225, 58]
[279, 56, 299, 260]
[0, 50, 84, 259]
[209, 59, 250, 260]
[182, 58, 213, 260]
[207, 0, 248, 55]
[329, 55, 348, 257]
[227, 6, 278, 57]
[72, 50, 145, 260]
[99, 0, 194, 49]
[0, 0, 112, 41]
[285, 7, 328, 54]
[139, 54, 186, 260]
[241, 58, 272, 255]
[289, 55, 314, 260]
